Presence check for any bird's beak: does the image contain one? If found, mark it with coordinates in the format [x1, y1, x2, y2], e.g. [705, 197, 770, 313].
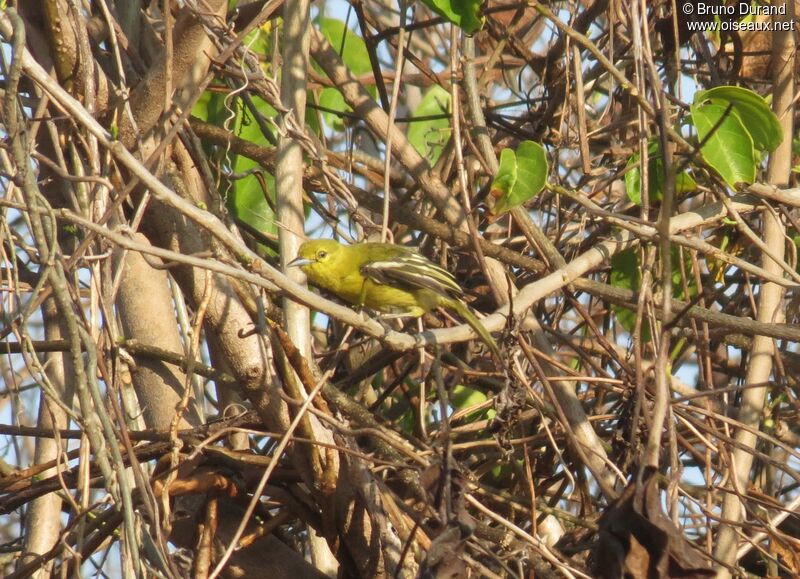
[288, 256, 313, 268]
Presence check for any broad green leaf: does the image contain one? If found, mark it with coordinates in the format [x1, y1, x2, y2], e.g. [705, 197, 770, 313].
[408, 85, 451, 164]
[610, 249, 640, 293]
[451, 384, 488, 409]
[319, 18, 371, 75]
[192, 91, 211, 122]
[192, 90, 226, 125]
[419, 0, 484, 34]
[228, 96, 278, 238]
[490, 141, 548, 215]
[317, 89, 349, 131]
[691, 102, 756, 186]
[694, 86, 783, 152]
[244, 26, 274, 67]
[625, 140, 697, 205]
[491, 148, 517, 197]
[611, 247, 697, 337]
[318, 18, 372, 130]
[451, 385, 495, 421]
[610, 249, 642, 336]
[192, 37, 278, 240]
[192, 91, 276, 240]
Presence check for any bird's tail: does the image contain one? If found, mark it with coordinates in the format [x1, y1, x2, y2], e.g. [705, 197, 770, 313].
[439, 296, 501, 359]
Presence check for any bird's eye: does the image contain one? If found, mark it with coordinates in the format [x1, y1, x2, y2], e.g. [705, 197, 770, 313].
[317, 250, 327, 260]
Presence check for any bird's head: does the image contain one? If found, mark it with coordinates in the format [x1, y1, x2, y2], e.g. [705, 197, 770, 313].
[288, 239, 346, 285]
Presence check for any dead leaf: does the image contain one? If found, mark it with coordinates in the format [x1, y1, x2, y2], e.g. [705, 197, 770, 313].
[594, 467, 714, 579]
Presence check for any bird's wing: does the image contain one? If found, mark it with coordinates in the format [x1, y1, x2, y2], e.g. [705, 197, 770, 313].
[361, 251, 463, 296]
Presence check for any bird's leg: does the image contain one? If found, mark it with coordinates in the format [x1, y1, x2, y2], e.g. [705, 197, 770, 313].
[356, 282, 372, 324]
[415, 317, 427, 363]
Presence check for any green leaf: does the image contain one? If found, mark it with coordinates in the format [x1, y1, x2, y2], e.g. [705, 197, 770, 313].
[227, 96, 278, 239]
[694, 86, 783, 152]
[610, 249, 642, 336]
[192, 90, 220, 124]
[490, 141, 548, 215]
[318, 18, 372, 130]
[675, 171, 698, 196]
[451, 385, 495, 421]
[624, 149, 648, 205]
[625, 140, 697, 205]
[319, 17, 371, 76]
[191, 90, 277, 239]
[691, 102, 756, 186]
[610, 249, 640, 293]
[492, 148, 517, 196]
[408, 85, 452, 164]
[419, 0, 484, 34]
[610, 247, 697, 338]
[245, 26, 275, 65]
[451, 384, 487, 409]
[317, 88, 349, 131]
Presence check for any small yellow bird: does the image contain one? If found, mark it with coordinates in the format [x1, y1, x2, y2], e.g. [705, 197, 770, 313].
[289, 239, 499, 357]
